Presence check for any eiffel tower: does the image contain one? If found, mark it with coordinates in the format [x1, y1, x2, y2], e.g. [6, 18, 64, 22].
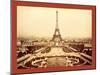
[51, 11, 63, 43]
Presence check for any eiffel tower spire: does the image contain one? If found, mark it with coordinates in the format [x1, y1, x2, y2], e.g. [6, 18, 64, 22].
[51, 11, 62, 42]
[56, 11, 58, 29]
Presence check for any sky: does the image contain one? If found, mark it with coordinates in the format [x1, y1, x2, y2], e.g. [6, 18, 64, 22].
[17, 6, 92, 39]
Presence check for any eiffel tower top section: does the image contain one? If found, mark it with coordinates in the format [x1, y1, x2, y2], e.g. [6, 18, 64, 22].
[56, 11, 59, 29]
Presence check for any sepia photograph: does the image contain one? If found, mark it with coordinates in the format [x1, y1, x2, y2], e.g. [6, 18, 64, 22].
[11, 1, 96, 74]
[17, 6, 93, 68]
